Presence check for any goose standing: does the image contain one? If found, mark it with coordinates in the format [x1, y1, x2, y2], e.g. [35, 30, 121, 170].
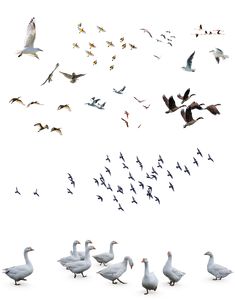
[58, 240, 81, 266]
[3, 247, 34, 285]
[97, 256, 134, 284]
[181, 107, 203, 128]
[142, 258, 158, 295]
[204, 251, 232, 280]
[163, 251, 185, 286]
[93, 241, 118, 266]
[77, 240, 93, 260]
[66, 246, 96, 278]
[18, 18, 43, 59]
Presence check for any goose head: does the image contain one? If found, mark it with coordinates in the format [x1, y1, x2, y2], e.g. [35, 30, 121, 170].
[111, 241, 118, 245]
[167, 251, 172, 257]
[204, 251, 213, 257]
[141, 258, 148, 263]
[25, 246, 34, 252]
[74, 240, 80, 245]
[124, 256, 134, 268]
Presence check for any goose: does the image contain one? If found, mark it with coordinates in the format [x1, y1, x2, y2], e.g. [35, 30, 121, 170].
[204, 104, 221, 115]
[17, 18, 43, 59]
[93, 241, 118, 266]
[162, 95, 186, 113]
[58, 240, 81, 266]
[188, 101, 205, 110]
[204, 251, 232, 280]
[182, 51, 195, 72]
[66, 246, 96, 278]
[77, 240, 93, 260]
[163, 251, 185, 286]
[177, 88, 196, 104]
[181, 107, 203, 128]
[97, 256, 133, 284]
[3, 247, 34, 285]
[210, 48, 228, 64]
[142, 258, 158, 295]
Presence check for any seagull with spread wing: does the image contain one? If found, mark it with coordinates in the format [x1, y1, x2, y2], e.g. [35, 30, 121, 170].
[182, 51, 195, 72]
[18, 18, 43, 59]
[59, 71, 86, 83]
[209, 48, 228, 64]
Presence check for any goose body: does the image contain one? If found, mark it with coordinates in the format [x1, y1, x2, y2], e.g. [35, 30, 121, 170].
[142, 258, 158, 295]
[58, 240, 81, 266]
[93, 241, 118, 266]
[66, 246, 95, 277]
[181, 107, 203, 128]
[98, 256, 133, 284]
[163, 251, 185, 286]
[204, 251, 232, 280]
[3, 247, 34, 285]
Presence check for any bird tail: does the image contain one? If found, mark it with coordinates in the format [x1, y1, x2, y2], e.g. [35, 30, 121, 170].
[222, 55, 229, 59]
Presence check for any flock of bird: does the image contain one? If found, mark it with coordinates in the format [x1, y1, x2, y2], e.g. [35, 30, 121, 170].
[92, 147, 214, 212]
[193, 24, 225, 38]
[2, 243, 233, 295]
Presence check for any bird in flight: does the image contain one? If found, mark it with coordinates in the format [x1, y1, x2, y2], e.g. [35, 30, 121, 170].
[208, 154, 214, 162]
[57, 104, 71, 111]
[15, 187, 21, 195]
[59, 71, 86, 83]
[33, 189, 39, 197]
[68, 173, 75, 187]
[41, 63, 59, 86]
[197, 148, 203, 157]
[140, 28, 152, 38]
[113, 86, 126, 94]
[9, 97, 25, 106]
[51, 127, 62, 135]
[86, 50, 94, 57]
[134, 97, 146, 103]
[209, 48, 228, 64]
[34, 123, 49, 132]
[181, 107, 203, 128]
[204, 104, 221, 115]
[162, 95, 186, 113]
[18, 17, 43, 59]
[121, 118, 129, 127]
[27, 101, 43, 107]
[97, 26, 106, 32]
[177, 88, 196, 104]
[182, 51, 195, 72]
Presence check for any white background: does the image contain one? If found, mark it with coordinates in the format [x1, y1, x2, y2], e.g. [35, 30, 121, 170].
[0, 0, 234, 298]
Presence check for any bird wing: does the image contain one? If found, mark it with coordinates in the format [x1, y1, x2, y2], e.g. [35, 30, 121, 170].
[215, 57, 220, 64]
[74, 73, 86, 79]
[168, 96, 176, 110]
[186, 51, 195, 69]
[120, 86, 126, 92]
[60, 71, 72, 79]
[215, 48, 223, 54]
[184, 88, 190, 99]
[185, 107, 193, 122]
[24, 18, 36, 48]
[181, 109, 187, 122]
[162, 95, 169, 108]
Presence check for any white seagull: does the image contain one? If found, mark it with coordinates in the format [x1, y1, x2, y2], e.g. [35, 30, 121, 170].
[18, 18, 43, 59]
[209, 48, 229, 64]
[182, 51, 195, 72]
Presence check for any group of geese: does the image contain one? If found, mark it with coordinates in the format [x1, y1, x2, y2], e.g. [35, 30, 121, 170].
[163, 88, 221, 128]
[2, 241, 233, 295]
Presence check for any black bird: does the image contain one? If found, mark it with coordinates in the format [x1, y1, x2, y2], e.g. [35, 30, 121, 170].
[68, 173, 75, 187]
[167, 170, 173, 179]
[67, 188, 73, 194]
[33, 189, 39, 197]
[99, 173, 105, 181]
[154, 196, 160, 204]
[117, 185, 124, 194]
[131, 196, 138, 204]
[169, 182, 174, 191]
[138, 181, 144, 189]
[139, 162, 143, 170]
[157, 163, 163, 168]
[184, 165, 191, 175]
[128, 172, 135, 181]
[113, 195, 118, 202]
[147, 185, 152, 192]
[100, 179, 107, 188]
[107, 183, 113, 191]
[130, 183, 136, 194]
[118, 203, 124, 211]
[197, 148, 203, 157]
[151, 167, 158, 175]
[106, 155, 111, 163]
[105, 166, 111, 176]
[119, 152, 125, 161]
[151, 174, 158, 180]
[122, 163, 129, 169]
[15, 187, 21, 195]
[158, 155, 164, 164]
[146, 190, 153, 199]
[136, 156, 141, 164]
[208, 154, 214, 162]
[93, 178, 99, 186]
[97, 195, 103, 201]
[113, 86, 126, 94]
[193, 157, 199, 166]
[146, 172, 151, 179]
[176, 162, 182, 171]
[160, 34, 166, 39]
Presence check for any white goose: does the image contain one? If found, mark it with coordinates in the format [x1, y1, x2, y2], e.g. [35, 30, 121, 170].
[93, 241, 118, 266]
[58, 240, 81, 266]
[204, 251, 232, 280]
[97, 256, 134, 284]
[66, 245, 96, 278]
[142, 258, 158, 295]
[76, 239, 92, 260]
[3, 247, 34, 285]
[163, 251, 185, 286]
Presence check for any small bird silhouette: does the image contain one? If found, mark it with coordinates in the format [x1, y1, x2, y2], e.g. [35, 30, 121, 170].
[208, 154, 214, 162]
[113, 195, 118, 202]
[169, 182, 174, 191]
[15, 187, 21, 195]
[33, 189, 39, 197]
[9, 96, 25, 106]
[130, 183, 136, 194]
[105, 155, 111, 163]
[154, 196, 160, 204]
[138, 181, 144, 189]
[176, 162, 182, 170]
[197, 148, 203, 157]
[51, 127, 62, 135]
[67, 188, 73, 194]
[97, 195, 103, 202]
[113, 86, 126, 94]
[128, 172, 135, 181]
[60, 71, 86, 83]
[118, 203, 124, 211]
[117, 185, 124, 194]
[68, 173, 75, 187]
[93, 178, 99, 186]
[131, 196, 138, 204]
[158, 155, 164, 164]
[167, 170, 173, 179]
[34, 123, 49, 132]
[27, 101, 43, 107]
[184, 165, 191, 175]
[193, 157, 199, 166]
[105, 166, 111, 176]
[119, 152, 125, 161]
[57, 104, 71, 111]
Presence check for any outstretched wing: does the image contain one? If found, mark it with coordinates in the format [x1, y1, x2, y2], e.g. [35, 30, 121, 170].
[185, 107, 193, 122]
[24, 18, 36, 48]
[183, 88, 190, 99]
[60, 71, 72, 79]
[186, 51, 195, 69]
